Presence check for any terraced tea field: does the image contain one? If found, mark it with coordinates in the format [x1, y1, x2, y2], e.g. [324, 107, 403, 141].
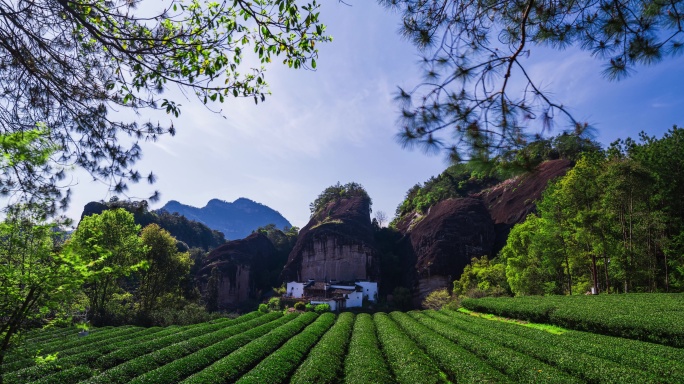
[5, 298, 684, 383]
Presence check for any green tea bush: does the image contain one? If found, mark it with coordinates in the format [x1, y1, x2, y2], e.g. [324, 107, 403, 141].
[5, 326, 135, 364]
[389, 312, 507, 383]
[314, 303, 331, 314]
[462, 294, 684, 347]
[291, 312, 355, 384]
[85, 312, 279, 384]
[92, 316, 242, 370]
[181, 312, 319, 384]
[29, 365, 93, 384]
[429, 310, 655, 383]
[373, 313, 447, 384]
[130, 313, 293, 384]
[444, 309, 684, 383]
[236, 313, 336, 384]
[3, 326, 165, 374]
[411, 312, 580, 383]
[343, 314, 394, 384]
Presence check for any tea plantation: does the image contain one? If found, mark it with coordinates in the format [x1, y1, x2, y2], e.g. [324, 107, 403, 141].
[4, 294, 684, 384]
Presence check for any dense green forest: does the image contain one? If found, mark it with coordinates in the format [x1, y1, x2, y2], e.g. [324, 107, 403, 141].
[455, 127, 684, 297]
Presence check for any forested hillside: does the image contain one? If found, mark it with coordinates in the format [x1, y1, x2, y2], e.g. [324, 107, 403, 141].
[455, 127, 684, 297]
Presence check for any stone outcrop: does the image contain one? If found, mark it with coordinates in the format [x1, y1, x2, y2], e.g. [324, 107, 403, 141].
[281, 195, 379, 283]
[399, 159, 573, 301]
[478, 158, 573, 252]
[408, 198, 496, 300]
[197, 232, 277, 309]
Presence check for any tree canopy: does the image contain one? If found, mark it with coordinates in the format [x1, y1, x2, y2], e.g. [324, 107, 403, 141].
[379, 0, 684, 161]
[0, 0, 329, 211]
[309, 181, 372, 217]
[0, 207, 85, 375]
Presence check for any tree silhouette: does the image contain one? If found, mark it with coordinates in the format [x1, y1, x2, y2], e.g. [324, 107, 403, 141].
[379, 0, 683, 161]
[0, 0, 329, 211]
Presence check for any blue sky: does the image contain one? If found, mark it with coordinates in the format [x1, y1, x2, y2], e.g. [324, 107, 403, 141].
[62, 2, 684, 229]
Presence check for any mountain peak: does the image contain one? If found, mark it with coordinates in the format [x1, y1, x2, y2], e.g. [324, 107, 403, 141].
[158, 197, 291, 240]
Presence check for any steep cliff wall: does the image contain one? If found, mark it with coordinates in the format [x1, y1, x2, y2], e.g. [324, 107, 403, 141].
[281, 195, 379, 283]
[478, 158, 573, 252]
[408, 197, 496, 300]
[400, 159, 573, 301]
[197, 233, 277, 309]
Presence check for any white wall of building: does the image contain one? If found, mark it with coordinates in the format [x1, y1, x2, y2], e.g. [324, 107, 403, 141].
[286, 281, 305, 299]
[345, 291, 363, 308]
[356, 281, 378, 302]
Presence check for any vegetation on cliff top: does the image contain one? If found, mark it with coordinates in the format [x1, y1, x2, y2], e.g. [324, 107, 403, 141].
[309, 182, 372, 218]
[393, 133, 600, 225]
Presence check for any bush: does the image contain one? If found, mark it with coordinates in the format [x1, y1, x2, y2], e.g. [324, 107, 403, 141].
[267, 297, 281, 311]
[294, 302, 306, 311]
[390, 311, 505, 383]
[343, 314, 393, 384]
[413, 311, 577, 383]
[182, 312, 319, 383]
[291, 312, 355, 384]
[305, 303, 314, 312]
[235, 313, 336, 384]
[421, 289, 453, 310]
[373, 313, 447, 384]
[314, 303, 331, 314]
[258, 304, 268, 313]
[130, 313, 291, 384]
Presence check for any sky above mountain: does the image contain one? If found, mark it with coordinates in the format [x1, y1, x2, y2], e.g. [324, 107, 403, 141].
[62, 2, 684, 228]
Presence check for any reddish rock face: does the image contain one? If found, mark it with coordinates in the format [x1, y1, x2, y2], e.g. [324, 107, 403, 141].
[478, 159, 573, 226]
[281, 195, 379, 283]
[407, 198, 496, 301]
[402, 159, 573, 300]
[478, 158, 573, 253]
[197, 232, 277, 309]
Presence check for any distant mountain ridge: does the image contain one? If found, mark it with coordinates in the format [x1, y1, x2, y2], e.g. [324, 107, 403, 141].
[159, 198, 292, 240]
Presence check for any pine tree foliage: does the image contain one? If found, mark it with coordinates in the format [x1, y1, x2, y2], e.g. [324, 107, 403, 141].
[0, 0, 329, 210]
[379, 0, 684, 160]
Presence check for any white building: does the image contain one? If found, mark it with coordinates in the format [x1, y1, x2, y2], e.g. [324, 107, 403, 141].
[284, 280, 378, 309]
[355, 281, 379, 302]
[286, 281, 308, 299]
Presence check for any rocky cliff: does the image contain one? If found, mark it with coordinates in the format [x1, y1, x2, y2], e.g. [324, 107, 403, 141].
[408, 198, 496, 300]
[399, 159, 573, 300]
[196, 232, 278, 309]
[281, 195, 379, 283]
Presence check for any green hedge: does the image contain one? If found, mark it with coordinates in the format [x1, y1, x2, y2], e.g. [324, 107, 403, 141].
[3, 327, 166, 374]
[5, 326, 124, 364]
[389, 312, 507, 383]
[180, 312, 319, 384]
[445, 309, 684, 383]
[429, 310, 657, 383]
[85, 312, 279, 384]
[373, 313, 447, 384]
[291, 312, 355, 384]
[343, 313, 394, 384]
[411, 312, 580, 383]
[235, 313, 336, 384]
[28, 365, 94, 384]
[130, 312, 294, 384]
[462, 294, 684, 347]
[92, 314, 252, 370]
